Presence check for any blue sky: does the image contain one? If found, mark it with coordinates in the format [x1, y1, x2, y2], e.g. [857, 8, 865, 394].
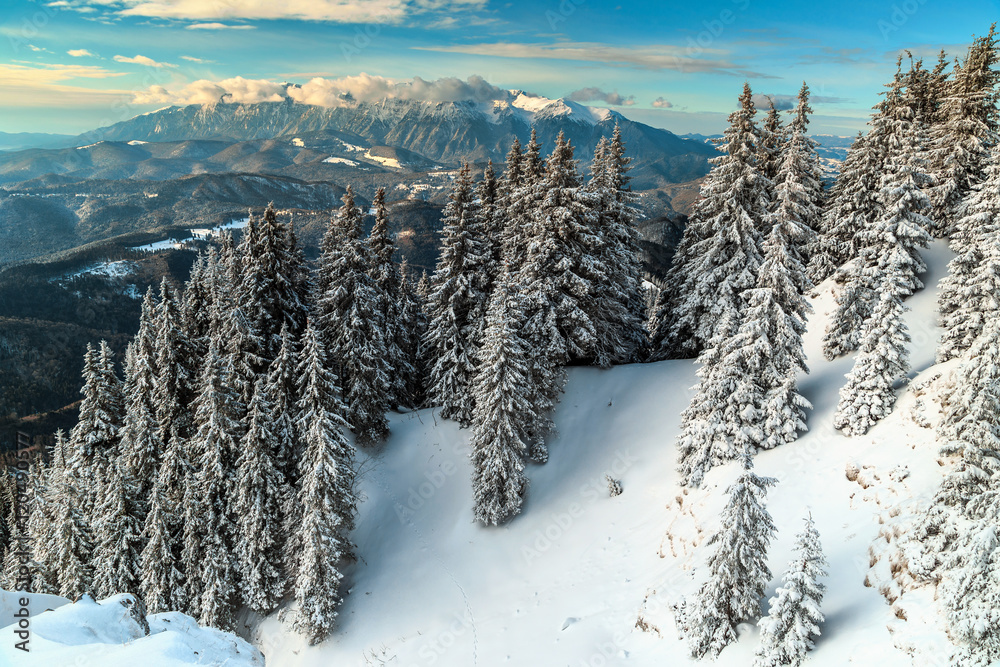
[0, 0, 996, 136]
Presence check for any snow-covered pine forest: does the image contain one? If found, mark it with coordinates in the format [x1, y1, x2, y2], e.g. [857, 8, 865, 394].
[2, 24, 1000, 666]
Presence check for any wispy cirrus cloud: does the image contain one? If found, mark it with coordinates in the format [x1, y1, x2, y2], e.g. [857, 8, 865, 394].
[180, 55, 214, 63]
[0, 62, 130, 107]
[567, 87, 635, 107]
[413, 41, 775, 77]
[47, 0, 488, 24]
[113, 54, 176, 68]
[67, 49, 96, 57]
[185, 22, 255, 30]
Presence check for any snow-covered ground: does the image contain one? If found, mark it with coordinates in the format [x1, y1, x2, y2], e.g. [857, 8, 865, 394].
[0, 591, 263, 666]
[241, 239, 958, 666]
[132, 217, 249, 252]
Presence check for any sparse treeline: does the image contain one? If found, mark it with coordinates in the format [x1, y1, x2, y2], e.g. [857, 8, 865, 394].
[2, 123, 650, 636]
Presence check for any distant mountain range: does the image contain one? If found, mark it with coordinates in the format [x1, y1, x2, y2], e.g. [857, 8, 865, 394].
[68, 93, 717, 189]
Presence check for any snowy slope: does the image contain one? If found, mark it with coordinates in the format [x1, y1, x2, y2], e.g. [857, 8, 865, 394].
[249, 239, 957, 666]
[0, 592, 264, 666]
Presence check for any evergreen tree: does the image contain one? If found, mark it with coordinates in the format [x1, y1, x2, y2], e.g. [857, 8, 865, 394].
[234, 378, 286, 614]
[777, 82, 824, 267]
[51, 445, 94, 599]
[398, 259, 425, 407]
[423, 165, 491, 425]
[366, 187, 415, 409]
[119, 295, 163, 527]
[470, 279, 534, 525]
[833, 277, 911, 436]
[586, 125, 647, 366]
[26, 453, 58, 595]
[928, 25, 999, 236]
[757, 221, 812, 449]
[808, 132, 881, 283]
[290, 321, 356, 645]
[91, 458, 143, 599]
[153, 279, 193, 451]
[188, 339, 241, 629]
[653, 83, 769, 358]
[316, 187, 392, 447]
[758, 97, 785, 183]
[937, 144, 1000, 362]
[139, 479, 186, 614]
[823, 69, 931, 360]
[267, 324, 301, 488]
[754, 514, 828, 667]
[681, 451, 777, 659]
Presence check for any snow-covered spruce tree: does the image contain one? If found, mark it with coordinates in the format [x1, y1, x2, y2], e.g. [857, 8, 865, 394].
[757, 221, 812, 449]
[777, 82, 825, 267]
[68, 341, 124, 517]
[502, 130, 546, 278]
[290, 321, 356, 645]
[808, 131, 881, 284]
[120, 289, 162, 521]
[316, 186, 392, 447]
[518, 132, 602, 364]
[181, 252, 213, 362]
[423, 165, 491, 425]
[241, 204, 309, 360]
[476, 159, 503, 288]
[366, 187, 415, 409]
[51, 439, 95, 599]
[397, 259, 425, 408]
[140, 478, 186, 614]
[586, 125, 647, 366]
[653, 83, 770, 359]
[153, 278, 194, 454]
[754, 514, 827, 667]
[758, 97, 786, 184]
[267, 324, 301, 488]
[91, 457, 143, 599]
[937, 144, 1000, 362]
[470, 278, 534, 526]
[823, 69, 932, 360]
[906, 312, 1000, 664]
[927, 25, 999, 236]
[187, 339, 241, 630]
[677, 297, 773, 488]
[682, 450, 777, 659]
[24, 454, 58, 595]
[833, 273, 911, 436]
[234, 377, 286, 614]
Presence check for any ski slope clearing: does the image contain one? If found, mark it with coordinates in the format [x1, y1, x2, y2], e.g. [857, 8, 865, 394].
[0, 591, 263, 666]
[249, 239, 957, 666]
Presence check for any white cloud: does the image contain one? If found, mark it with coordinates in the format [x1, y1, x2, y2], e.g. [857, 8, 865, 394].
[179, 55, 213, 63]
[0, 62, 130, 108]
[567, 87, 635, 107]
[415, 41, 775, 78]
[67, 49, 96, 57]
[113, 54, 176, 68]
[28, 44, 49, 53]
[53, 0, 488, 24]
[133, 73, 513, 107]
[651, 96, 673, 108]
[752, 93, 795, 110]
[185, 22, 255, 30]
